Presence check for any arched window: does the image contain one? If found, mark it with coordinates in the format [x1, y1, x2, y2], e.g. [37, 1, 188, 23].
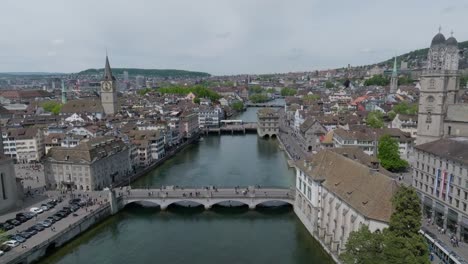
[426, 96, 435, 103]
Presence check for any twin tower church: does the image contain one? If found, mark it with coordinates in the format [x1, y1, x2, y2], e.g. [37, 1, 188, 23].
[415, 30, 468, 145]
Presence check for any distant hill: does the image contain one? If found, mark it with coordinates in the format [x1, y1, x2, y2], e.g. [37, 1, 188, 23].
[375, 40, 468, 69]
[77, 68, 210, 78]
[0, 72, 65, 77]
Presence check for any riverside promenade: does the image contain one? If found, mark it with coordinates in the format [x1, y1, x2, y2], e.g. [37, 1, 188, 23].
[1, 191, 109, 264]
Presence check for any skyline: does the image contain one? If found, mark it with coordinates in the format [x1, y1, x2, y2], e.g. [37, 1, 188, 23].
[1, 0, 468, 75]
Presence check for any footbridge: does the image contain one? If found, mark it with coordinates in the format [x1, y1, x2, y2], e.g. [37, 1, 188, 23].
[204, 122, 257, 135]
[109, 187, 294, 213]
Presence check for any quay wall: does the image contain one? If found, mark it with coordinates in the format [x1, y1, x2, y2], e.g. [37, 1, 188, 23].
[7, 205, 111, 264]
[294, 204, 341, 264]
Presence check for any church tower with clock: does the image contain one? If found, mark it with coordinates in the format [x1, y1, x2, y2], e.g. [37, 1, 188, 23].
[101, 55, 118, 115]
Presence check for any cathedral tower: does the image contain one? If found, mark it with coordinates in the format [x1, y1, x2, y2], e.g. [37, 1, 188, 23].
[100, 55, 118, 115]
[415, 30, 460, 145]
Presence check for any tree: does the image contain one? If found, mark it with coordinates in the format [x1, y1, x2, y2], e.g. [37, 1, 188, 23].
[158, 85, 221, 101]
[383, 186, 429, 264]
[364, 75, 390, 86]
[231, 101, 244, 111]
[193, 97, 200, 104]
[378, 135, 409, 172]
[387, 110, 397, 121]
[398, 76, 414, 85]
[340, 226, 385, 264]
[137, 88, 152, 96]
[249, 85, 263, 94]
[325, 81, 334, 89]
[366, 111, 384, 128]
[303, 94, 320, 104]
[392, 102, 418, 115]
[341, 186, 429, 264]
[281, 87, 296, 96]
[249, 94, 269, 103]
[41, 101, 62, 115]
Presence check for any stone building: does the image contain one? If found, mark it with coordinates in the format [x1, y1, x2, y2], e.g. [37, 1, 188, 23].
[0, 154, 22, 214]
[44, 137, 131, 191]
[101, 55, 118, 115]
[416, 31, 468, 145]
[412, 137, 468, 243]
[257, 108, 279, 137]
[294, 148, 399, 257]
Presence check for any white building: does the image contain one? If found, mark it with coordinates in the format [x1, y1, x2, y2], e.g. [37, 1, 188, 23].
[412, 138, 468, 243]
[198, 106, 224, 129]
[391, 114, 418, 138]
[2, 127, 45, 163]
[294, 148, 399, 258]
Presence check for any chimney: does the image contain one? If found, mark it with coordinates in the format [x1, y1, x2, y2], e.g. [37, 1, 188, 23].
[370, 161, 379, 171]
[342, 152, 348, 158]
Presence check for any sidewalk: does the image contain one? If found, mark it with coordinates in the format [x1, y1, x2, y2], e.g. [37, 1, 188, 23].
[422, 221, 468, 262]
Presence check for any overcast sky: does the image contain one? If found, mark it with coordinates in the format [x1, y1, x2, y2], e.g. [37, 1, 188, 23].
[0, 0, 467, 75]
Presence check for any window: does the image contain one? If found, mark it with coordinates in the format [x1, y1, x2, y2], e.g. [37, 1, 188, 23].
[448, 126, 452, 135]
[0, 173, 6, 200]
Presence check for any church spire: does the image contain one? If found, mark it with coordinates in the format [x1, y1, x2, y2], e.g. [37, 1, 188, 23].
[392, 56, 398, 77]
[103, 55, 115, 81]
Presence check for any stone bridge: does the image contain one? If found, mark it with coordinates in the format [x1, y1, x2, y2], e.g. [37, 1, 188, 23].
[109, 187, 294, 213]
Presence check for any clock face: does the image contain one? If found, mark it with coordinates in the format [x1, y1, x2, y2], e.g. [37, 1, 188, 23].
[102, 82, 112, 92]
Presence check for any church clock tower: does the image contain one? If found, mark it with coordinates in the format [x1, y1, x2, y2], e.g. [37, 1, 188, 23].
[100, 55, 118, 115]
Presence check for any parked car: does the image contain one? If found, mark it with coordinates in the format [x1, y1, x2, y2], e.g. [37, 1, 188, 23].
[0, 250, 4, 256]
[46, 202, 56, 208]
[38, 220, 53, 228]
[0, 223, 13, 231]
[0, 244, 11, 252]
[6, 219, 21, 226]
[15, 215, 27, 223]
[70, 204, 80, 212]
[40, 204, 50, 211]
[2, 240, 19, 248]
[8, 234, 26, 243]
[19, 231, 33, 239]
[46, 216, 57, 223]
[24, 212, 36, 219]
[16, 212, 32, 220]
[31, 224, 45, 232]
[25, 227, 38, 236]
[51, 215, 62, 221]
[30, 207, 43, 214]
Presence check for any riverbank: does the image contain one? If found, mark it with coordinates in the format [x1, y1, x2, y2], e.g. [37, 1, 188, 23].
[115, 135, 199, 187]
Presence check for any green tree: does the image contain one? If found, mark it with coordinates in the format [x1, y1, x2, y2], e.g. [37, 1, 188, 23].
[340, 226, 385, 264]
[366, 111, 384, 128]
[303, 94, 320, 104]
[137, 88, 153, 96]
[392, 102, 418, 115]
[231, 101, 244, 111]
[281, 87, 296, 96]
[364, 75, 390, 86]
[249, 85, 263, 94]
[387, 110, 397, 121]
[158, 85, 221, 101]
[193, 97, 200, 104]
[398, 76, 414, 85]
[325, 81, 334, 89]
[249, 94, 269, 103]
[383, 186, 429, 264]
[41, 101, 62, 115]
[377, 135, 409, 172]
[341, 186, 429, 264]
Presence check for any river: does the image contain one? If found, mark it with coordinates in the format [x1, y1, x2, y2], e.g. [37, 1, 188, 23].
[39, 106, 333, 264]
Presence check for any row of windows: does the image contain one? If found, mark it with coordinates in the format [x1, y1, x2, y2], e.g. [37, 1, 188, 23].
[417, 151, 467, 176]
[415, 170, 468, 198]
[414, 179, 468, 212]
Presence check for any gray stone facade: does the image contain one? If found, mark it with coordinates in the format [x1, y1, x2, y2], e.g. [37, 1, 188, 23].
[416, 32, 468, 145]
[257, 108, 279, 137]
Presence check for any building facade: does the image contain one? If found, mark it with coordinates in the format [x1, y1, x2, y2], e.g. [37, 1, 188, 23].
[257, 108, 279, 137]
[2, 127, 45, 163]
[294, 148, 398, 257]
[44, 137, 131, 191]
[412, 138, 468, 243]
